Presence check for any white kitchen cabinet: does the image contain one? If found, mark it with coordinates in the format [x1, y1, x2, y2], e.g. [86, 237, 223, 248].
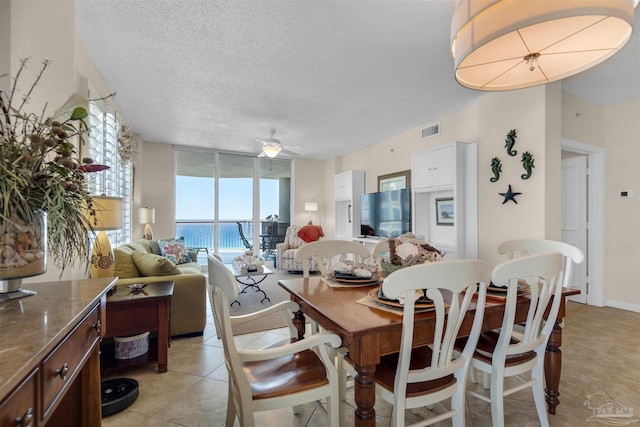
[334, 170, 365, 239]
[411, 142, 477, 260]
[412, 145, 454, 190]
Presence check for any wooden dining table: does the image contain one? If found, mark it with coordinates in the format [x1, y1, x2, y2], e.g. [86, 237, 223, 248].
[278, 276, 580, 427]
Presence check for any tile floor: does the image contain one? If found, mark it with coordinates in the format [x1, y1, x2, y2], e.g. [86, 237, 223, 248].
[102, 301, 640, 426]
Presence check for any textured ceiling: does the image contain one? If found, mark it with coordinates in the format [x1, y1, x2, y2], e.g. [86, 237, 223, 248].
[75, 0, 640, 160]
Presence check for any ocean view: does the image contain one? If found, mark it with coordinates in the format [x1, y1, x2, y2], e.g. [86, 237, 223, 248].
[176, 221, 253, 251]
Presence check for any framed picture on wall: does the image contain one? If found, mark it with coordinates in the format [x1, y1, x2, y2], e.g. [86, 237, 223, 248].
[378, 170, 411, 192]
[435, 197, 454, 226]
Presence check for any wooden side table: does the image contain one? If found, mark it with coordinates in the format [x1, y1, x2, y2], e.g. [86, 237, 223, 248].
[101, 281, 174, 373]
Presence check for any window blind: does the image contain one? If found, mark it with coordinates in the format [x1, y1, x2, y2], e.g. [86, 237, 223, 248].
[87, 93, 132, 246]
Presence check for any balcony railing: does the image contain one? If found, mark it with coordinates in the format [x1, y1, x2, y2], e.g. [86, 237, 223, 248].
[175, 220, 250, 251]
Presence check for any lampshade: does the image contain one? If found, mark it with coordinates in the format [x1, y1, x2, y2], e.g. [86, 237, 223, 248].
[87, 196, 123, 278]
[138, 207, 156, 224]
[262, 144, 282, 158]
[90, 196, 123, 231]
[451, 0, 635, 91]
[305, 202, 319, 212]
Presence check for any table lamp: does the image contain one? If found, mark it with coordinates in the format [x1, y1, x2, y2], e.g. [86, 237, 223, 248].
[89, 196, 123, 278]
[305, 201, 318, 225]
[139, 207, 156, 240]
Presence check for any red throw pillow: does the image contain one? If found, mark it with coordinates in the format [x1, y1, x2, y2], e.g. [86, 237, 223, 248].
[297, 225, 324, 243]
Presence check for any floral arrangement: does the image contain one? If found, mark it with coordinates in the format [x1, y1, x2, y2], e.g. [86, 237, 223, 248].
[380, 233, 443, 276]
[0, 58, 99, 274]
[233, 250, 264, 273]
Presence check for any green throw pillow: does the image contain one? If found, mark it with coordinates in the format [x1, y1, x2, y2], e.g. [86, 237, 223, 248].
[131, 250, 181, 276]
[114, 246, 141, 279]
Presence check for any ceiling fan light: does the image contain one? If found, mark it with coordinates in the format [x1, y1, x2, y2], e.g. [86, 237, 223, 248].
[262, 144, 281, 158]
[451, 0, 634, 91]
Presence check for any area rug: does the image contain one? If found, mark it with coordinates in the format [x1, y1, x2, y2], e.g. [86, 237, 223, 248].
[227, 269, 303, 335]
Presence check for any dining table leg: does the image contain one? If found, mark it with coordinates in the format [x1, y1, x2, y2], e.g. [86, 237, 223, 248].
[544, 322, 563, 414]
[353, 363, 377, 427]
[292, 309, 305, 341]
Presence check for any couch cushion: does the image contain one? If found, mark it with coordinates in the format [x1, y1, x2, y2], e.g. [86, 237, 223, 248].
[177, 262, 202, 275]
[132, 250, 182, 276]
[135, 239, 152, 253]
[122, 241, 148, 253]
[148, 239, 161, 255]
[114, 245, 141, 279]
[148, 237, 176, 255]
[157, 237, 191, 264]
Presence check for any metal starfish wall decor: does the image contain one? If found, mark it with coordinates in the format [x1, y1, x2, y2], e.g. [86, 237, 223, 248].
[499, 185, 521, 204]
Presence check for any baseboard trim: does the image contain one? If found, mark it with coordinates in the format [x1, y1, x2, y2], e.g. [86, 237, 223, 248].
[605, 299, 640, 313]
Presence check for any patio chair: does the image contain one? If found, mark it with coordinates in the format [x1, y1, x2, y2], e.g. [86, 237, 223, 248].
[206, 254, 342, 426]
[236, 221, 252, 250]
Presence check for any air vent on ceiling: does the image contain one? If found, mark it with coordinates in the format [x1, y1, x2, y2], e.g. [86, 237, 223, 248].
[421, 122, 440, 139]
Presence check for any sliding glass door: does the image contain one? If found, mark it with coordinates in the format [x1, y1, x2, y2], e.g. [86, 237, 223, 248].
[175, 150, 216, 251]
[218, 154, 255, 256]
[175, 149, 291, 263]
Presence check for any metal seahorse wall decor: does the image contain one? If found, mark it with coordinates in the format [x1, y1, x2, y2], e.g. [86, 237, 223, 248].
[505, 129, 517, 156]
[521, 151, 535, 179]
[490, 157, 502, 182]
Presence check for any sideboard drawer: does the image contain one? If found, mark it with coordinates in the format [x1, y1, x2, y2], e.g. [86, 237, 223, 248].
[0, 369, 38, 427]
[40, 304, 101, 419]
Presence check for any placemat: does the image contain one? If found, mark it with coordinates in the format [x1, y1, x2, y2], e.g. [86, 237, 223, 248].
[322, 277, 380, 288]
[355, 296, 435, 315]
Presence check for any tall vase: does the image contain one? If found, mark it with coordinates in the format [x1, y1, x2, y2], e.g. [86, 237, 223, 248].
[0, 210, 47, 301]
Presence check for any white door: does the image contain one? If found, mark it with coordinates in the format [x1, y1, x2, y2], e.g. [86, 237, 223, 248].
[561, 156, 588, 304]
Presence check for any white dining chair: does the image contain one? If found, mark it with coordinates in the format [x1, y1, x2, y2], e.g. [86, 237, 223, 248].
[372, 259, 489, 427]
[294, 239, 372, 278]
[497, 238, 584, 288]
[294, 238, 373, 411]
[458, 252, 564, 427]
[206, 254, 342, 427]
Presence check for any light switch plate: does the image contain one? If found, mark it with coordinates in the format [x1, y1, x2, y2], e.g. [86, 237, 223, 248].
[619, 189, 633, 199]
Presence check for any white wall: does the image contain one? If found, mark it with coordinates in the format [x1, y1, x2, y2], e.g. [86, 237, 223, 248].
[138, 142, 176, 240]
[603, 98, 640, 308]
[5, 0, 121, 283]
[562, 92, 640, 308]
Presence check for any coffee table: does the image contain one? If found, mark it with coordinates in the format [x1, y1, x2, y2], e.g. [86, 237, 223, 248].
[102, 281, 174, 373]
[225, 264, 273, 306]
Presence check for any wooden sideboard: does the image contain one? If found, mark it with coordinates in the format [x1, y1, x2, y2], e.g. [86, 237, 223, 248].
[0, 278, 116, 427]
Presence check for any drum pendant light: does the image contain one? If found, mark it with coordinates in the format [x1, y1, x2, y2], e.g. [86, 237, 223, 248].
[451, 0, 635, 91]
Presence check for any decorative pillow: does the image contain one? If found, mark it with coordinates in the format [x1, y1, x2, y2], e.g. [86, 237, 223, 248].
[149, 237, 175, 255]
[297, 224, 325, 243]
[114, 246, 141, 279]
[157, 237, 191, 264]
[131, 250, 181, 276]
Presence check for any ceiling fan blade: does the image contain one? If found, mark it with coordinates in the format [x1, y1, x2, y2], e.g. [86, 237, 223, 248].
[257, 151, 267, 157]
[280, 148, 299, 158]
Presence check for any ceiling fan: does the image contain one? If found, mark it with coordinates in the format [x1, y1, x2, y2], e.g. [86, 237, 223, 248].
[256, 129, 302, 159]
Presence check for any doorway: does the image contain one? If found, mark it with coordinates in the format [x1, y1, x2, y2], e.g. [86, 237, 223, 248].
[561, 139, 605, 306]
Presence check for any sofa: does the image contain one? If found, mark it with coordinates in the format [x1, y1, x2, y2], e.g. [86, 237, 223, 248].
[113, 238, 207, 337]
[276, 224, 323, 272]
